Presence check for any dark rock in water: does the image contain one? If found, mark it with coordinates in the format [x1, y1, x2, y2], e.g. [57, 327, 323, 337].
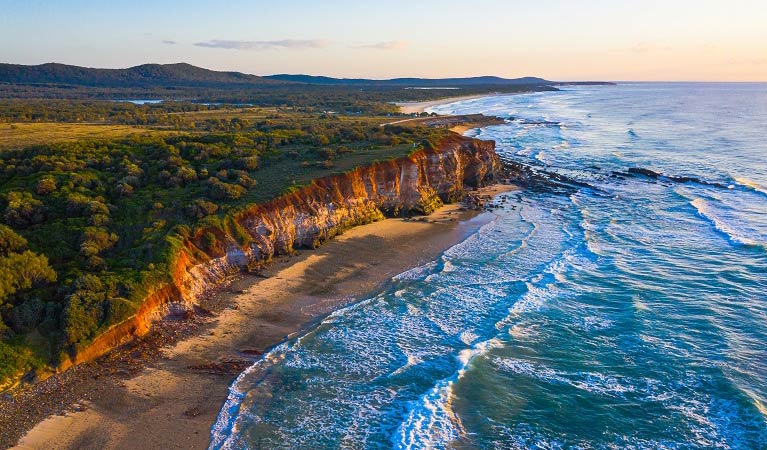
[627, 167, 661, 178]
[518, 119, 562, 127]
[624, 168, 729, 189]
[666, 175, 728, 189]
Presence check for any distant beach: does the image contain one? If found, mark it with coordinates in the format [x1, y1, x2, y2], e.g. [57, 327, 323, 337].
[395, 94, 494, 114]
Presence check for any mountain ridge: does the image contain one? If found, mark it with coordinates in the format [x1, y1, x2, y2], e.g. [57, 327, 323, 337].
[0, 62, 283, 88]
[0, 62, 559, 89]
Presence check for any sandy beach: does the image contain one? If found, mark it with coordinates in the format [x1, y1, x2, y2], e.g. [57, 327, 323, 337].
[7, 184, 516, 450]
[395, 94, 494, 114]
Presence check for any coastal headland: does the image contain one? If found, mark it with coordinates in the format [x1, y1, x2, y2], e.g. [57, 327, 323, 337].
[9, 182, 516, 450]
[2, 119, 518, 449]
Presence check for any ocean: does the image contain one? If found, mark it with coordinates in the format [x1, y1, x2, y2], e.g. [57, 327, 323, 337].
[209, 83, 767, 449]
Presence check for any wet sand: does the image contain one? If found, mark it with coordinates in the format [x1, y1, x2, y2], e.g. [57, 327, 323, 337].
[9, 184, 516, 450]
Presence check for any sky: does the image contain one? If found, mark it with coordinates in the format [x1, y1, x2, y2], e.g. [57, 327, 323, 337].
[1, 0, 766, 81]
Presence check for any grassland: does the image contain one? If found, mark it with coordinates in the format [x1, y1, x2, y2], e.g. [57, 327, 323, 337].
[0, 122, 158, 150]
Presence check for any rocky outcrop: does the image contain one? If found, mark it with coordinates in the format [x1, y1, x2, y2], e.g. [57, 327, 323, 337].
[69, 134, 502, 366]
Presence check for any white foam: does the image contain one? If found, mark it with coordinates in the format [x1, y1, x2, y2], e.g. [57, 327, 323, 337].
[690, 198, 764, 248]
[441, 258, 457, 273]
[394, 261, 438, 281]
[394, 338, 503, 449]
[493, 357, 639, 398]
[208, 341, 291, 450]
[734, 177, 767, 197]
[581, 315, 614, 331]
[460, 330, 479, 346]
[633, 295, 651, 312]
[534, 150, 550, 164]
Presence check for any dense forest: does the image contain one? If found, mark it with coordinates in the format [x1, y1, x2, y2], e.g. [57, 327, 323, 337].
[0, 82, 556, 115]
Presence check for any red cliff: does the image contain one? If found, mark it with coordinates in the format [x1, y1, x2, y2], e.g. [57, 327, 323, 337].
[69, 134, 502, 367]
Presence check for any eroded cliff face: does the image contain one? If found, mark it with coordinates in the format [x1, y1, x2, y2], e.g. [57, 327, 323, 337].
[72, 134, 501, 366]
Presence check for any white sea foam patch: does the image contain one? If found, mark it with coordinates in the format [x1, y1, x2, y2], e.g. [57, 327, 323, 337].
[533, 150, 550, 165]
[690, 198, 764, 248]
[516, 146, 534, 157]
[394, 339, 503, 450]
[394, 260, 438, 281]
[208, 341, 291, 450]
[514, 127, 534, 138]
[208, 294, 387, 449]
[734, 177, 767, 197]
[419, 284, 504, 338]
[633, 295, 651, 312]
[581, 315, 614, 331]
[460, 330, 479, 345]
[508, 322, 542, 341]
[492, 357, 642, 398]
[441, 258, 457, 273]
[389, 354, 423, 377]
[494, 242, 580, 332]
[507, 283, 548, 318]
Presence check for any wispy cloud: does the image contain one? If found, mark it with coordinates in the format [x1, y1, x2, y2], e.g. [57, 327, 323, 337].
[629, 42, 672, 53]
[161, 40, 177, 45]
[193, 39, 331, 51]
[350, 41, 409, 50]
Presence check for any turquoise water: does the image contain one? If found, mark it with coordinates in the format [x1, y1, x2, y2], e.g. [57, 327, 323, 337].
[210, 84, 767, 449]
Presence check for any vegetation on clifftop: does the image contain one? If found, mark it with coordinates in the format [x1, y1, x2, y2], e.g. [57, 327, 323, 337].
[0, 100, 452, 385]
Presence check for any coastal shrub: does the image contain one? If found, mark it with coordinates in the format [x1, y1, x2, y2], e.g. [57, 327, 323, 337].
[185, 199, 219, 218]
[107, 297, 135, 324]
[79, 228, 118, 257]
[0, 251, 57, 304]
[203, 232, 217, 251]
[7, 297, 44, 333]
[35, 176, 57, 195]
[0, 106, 454, 385]
[0, 224, 27, 255]
[3, 192, 46, 228]
[0, 341, 26, 380]
[237, 156, 259, 170]
[208, 177, 246, 200]
[62, 274, 109, 348]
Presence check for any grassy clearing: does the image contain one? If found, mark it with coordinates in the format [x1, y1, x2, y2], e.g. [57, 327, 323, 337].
[0, 123, 165, 150]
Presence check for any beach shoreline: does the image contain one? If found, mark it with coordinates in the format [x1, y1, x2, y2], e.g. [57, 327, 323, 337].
[395, 94, 495, 114]
[6, 183, 517, 450]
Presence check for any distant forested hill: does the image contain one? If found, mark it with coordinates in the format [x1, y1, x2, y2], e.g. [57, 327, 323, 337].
[0, 63, 285, 88]
[0, 62, 557, 89]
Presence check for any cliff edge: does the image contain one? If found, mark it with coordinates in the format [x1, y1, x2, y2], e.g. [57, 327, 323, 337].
[67, 133, 502, 367]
